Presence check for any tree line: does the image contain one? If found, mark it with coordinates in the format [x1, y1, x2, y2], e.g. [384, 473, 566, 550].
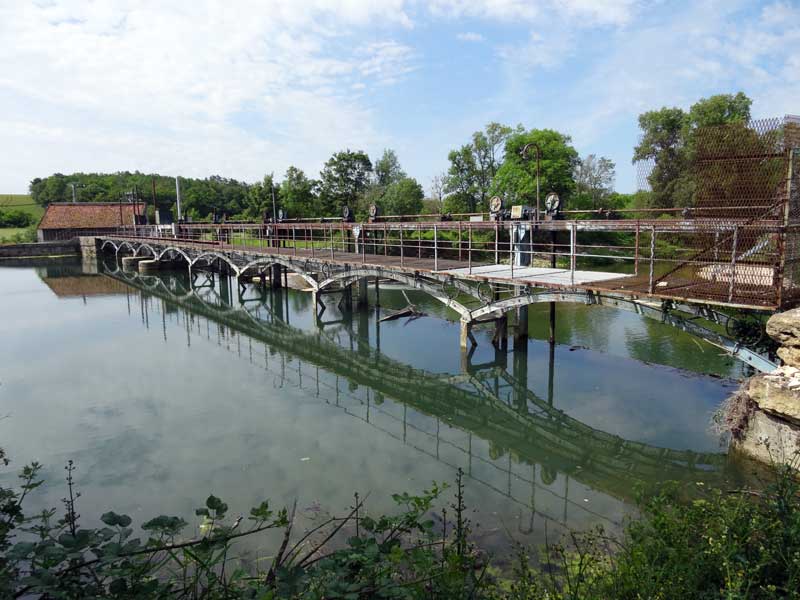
[28, 92, 756, 221]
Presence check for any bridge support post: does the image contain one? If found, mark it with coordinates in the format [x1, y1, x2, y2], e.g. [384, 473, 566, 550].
[492, 315, 508, 351]
[355, 278, 368, 309]
[270, 264, 282, 289]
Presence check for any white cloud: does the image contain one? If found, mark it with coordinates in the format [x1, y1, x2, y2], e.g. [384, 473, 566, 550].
[456, 32, 484, 42]
[0, 1, 415, 191]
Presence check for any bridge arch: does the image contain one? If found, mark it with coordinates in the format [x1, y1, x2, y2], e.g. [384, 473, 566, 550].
[156, 246, 193, 265]
[238, 257, 319, 290]
[133, 243, 157, 258]
[317, 267, 472, 320]
[190, 251, 240, 275]
[115, 241, 136, 257]
[468, 289, 776, 373]
[100, 239, 118, 254]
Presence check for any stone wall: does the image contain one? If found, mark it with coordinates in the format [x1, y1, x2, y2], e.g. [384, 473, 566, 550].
[731, 308, 800, 465]
[0, 240, 80, 259]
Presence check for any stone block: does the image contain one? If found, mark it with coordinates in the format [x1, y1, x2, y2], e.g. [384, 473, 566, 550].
[749, 374, 800, 425]
[778, 346, 800, 368]
[732, 408, 800, 466]
[766, 308, 800, 347]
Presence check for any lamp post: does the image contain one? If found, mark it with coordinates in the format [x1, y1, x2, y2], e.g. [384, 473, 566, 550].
[68, 183, 85, 203]
[520, 143, 541, 221]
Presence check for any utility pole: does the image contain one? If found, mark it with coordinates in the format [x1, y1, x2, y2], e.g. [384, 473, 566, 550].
[68, 182, 84, 202]
[270, 176, 277, 223]
[175, 176, 183, 221]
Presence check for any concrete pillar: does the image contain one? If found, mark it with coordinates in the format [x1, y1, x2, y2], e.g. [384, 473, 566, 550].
[121, 256, 145, 271]
[459, 319, 472, 350]
[271, 264, 282, 289]
[139, 259, 160, 272]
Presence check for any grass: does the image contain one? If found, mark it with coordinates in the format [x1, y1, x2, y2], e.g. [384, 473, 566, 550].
[0, 228, 29, 243]
[0, 194, 43, 221]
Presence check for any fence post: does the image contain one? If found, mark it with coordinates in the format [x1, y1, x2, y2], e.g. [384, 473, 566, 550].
[400, 226, 404, 267]
[634, 221, 640, 276]
[495, 221, 499, 264]
[570, 222, 577, 285]
[468, 225, 472, 275]
[648, 226, 656, 294]
[728, 226, 738, 303]
[458, 221, 463, 261]
[434, 224, 439, 271]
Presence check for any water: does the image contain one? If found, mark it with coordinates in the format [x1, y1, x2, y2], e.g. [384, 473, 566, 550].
[0, 256, 748, 559]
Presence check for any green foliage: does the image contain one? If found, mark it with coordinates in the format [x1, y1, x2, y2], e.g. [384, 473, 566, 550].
[4, 443, 800, 599]
[490, 128, 580, 208]
[634, 92, 753, 211]
[0, 194, 43, 221]
[0, 209, 34, 227]
[318, 149, 373, 215]
[444, 122, 523, 213]
[280, 166, 318, 219]
[381, 177, 424, 216]
[374, 148, 406, 188]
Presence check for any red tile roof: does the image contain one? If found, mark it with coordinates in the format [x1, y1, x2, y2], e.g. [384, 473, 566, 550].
[38, 202, 145, 230]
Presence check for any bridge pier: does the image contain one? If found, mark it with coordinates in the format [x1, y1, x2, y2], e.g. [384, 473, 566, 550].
[270, 264, 282, 289]
[355, 277, 368, 309]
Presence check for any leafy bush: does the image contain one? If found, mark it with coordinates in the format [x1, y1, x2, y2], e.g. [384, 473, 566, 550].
[3, 444, 800, 599]
[0, 209, 34, 228]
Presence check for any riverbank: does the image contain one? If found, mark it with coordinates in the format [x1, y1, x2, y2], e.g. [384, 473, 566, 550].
[2, 447, 798, 598]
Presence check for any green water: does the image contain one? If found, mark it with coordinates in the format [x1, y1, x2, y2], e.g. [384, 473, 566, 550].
[0, 256, 750, 557]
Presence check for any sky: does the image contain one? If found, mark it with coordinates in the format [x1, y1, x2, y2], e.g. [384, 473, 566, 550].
[1, 0, 799, 195]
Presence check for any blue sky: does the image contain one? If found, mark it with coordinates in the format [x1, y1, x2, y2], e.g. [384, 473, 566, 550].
[1, 0, 798, 195]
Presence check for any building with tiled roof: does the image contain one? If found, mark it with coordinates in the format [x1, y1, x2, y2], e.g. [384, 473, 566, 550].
[37, 202, 145, 241]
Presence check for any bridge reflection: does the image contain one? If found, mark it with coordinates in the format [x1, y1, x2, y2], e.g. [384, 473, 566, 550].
[58, 257, 741, 532]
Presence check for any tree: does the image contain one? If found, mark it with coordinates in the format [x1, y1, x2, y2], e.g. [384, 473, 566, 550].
[633, 92, 752, 209]
[381, 177, 424, 216]
[573, 154, 616, 209]
[429, 173, 446, 212]
[318, 150, 372, 216]
[373, 149, 406, 187]
[443, 145, 479, 213]
[242, 174, 279, 221]
[489, 129, 579, 209]
[443, 123, 522, 213]
[280, 167, 317, 219]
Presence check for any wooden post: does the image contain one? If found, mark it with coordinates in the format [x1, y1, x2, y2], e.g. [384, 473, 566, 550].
[400, 226, 404, 267]
[728, 226, 738, 303]
[434, 224, 438, 271]
[634, 221, 640, 276]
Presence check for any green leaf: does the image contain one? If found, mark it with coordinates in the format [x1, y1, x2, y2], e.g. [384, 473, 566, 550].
[206, 495, 223, 511]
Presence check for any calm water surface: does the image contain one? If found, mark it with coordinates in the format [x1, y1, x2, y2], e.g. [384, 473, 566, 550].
[0, 257, 749, 556]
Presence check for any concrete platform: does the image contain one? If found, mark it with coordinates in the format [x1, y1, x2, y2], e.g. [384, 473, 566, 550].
[437, 264, 632, 287]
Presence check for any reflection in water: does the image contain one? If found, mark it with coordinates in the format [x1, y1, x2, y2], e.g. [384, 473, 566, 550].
[0, 257, 746, 556]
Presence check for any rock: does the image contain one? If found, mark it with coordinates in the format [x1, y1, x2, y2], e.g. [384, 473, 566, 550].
[749, 375, 800, 425]
[778, 346, 800, 368]
[766, 308, 800, 347]
[731, 407, 800, 465]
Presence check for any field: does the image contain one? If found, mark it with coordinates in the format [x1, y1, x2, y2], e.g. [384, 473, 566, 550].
[0, 228, 30, 243]
[0, 194, 43, 221]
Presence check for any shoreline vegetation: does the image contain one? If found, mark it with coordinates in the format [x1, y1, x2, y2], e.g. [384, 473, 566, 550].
[2, 446, 799, 599]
